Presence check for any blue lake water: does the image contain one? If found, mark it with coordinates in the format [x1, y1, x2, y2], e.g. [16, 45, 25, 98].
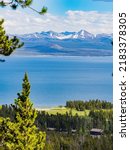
[0, 56, 113, 107]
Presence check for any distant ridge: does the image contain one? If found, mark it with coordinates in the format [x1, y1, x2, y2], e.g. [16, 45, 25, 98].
[13, 30, 113, 56]
[17, 30, 112, 40]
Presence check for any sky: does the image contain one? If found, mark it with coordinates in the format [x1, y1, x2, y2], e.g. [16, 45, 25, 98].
[0, 0, 113, 34]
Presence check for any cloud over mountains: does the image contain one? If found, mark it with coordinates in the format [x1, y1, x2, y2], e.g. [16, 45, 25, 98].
[0, 10, 112, 35]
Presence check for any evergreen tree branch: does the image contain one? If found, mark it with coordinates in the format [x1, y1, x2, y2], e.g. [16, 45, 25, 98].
[0, 73, 46, 149]
[0, 0, 47, 14]
[0, 19, 24, 61]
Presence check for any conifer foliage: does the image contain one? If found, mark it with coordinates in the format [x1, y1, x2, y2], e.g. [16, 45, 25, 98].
[0, 0, 47, 14]
[0, 19, 23, 57]
[0, 0, 47, 60]
[0, 73, 46, 150]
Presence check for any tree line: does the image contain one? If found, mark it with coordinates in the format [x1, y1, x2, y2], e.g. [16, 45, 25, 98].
[66, 100, 113, 111]
[0, 104, 113, 135]
[0, 103, 113, 150]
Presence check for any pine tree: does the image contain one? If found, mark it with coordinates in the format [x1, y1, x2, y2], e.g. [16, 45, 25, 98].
[0, 1, 47, 61]
[0, 73, 46, 150]
[0, 19, 23, 60]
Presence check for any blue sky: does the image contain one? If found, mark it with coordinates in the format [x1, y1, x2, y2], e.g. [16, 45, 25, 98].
[33, 0, 112, 15]
[0, 0, 113, 34]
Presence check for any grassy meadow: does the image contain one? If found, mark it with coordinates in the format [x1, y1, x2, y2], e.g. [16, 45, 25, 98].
[36, 107, 89, 116]
[36, 106, 112, 116]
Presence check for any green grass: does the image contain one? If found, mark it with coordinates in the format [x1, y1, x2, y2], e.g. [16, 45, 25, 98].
[37, 106, 112, 116]
[37, 107, 90, 116]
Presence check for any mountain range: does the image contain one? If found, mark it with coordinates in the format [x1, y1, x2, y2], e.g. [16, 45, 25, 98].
[14, 30, 113, 56]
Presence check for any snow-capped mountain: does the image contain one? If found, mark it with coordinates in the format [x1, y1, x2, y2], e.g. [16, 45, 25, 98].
[18, 30, 111, 40]
[72, 30, 94, 39]
[14, 30, 113, 56]
[18, 30, 73, 40]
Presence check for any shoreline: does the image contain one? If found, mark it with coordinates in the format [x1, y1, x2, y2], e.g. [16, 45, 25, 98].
[2, 55, 113, 63]
[8, 54, 113, 58]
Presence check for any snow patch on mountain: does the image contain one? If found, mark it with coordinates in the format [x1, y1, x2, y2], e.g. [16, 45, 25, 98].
[16, 30, 112, 41]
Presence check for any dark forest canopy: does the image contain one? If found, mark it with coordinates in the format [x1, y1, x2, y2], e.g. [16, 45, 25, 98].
[0, 100, 113, 149]
[45, 132, 113, 150]
[0, 103, 113, 134]
[0, 103, 113, 150]
[66, 99, 113, 111]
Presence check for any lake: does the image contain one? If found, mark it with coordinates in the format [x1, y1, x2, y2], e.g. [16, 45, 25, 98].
[0, 56, 113, 107]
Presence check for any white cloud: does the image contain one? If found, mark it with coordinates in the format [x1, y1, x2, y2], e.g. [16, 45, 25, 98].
[0, 9, 112, 34]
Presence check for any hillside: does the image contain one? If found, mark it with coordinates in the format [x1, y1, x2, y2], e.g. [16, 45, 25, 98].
[13, 30, 113, 56]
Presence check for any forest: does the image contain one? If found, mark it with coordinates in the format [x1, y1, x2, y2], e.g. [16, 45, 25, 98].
[0, 100, 113, 150]
[66, 100, 113, 110]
